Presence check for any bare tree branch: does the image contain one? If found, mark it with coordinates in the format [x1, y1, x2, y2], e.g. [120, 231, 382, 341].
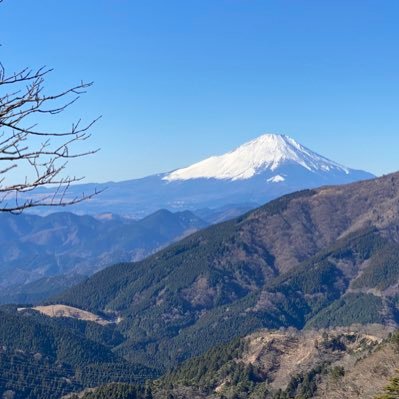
[0, 60, 101, 212]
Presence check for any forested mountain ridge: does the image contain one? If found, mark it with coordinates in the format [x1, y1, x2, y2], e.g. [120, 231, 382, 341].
[0, 209, 207, 302]
[66, 327, 399, 399]
[51, 172, 399, 369]
[0, 306, 157, 399]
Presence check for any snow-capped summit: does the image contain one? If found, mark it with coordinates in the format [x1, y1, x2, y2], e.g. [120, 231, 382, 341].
[49, 133, 374, 219]
[163, 134, 350, 182]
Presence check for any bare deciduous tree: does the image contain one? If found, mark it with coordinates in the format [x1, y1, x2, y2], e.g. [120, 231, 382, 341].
[0, 57, 100, 213]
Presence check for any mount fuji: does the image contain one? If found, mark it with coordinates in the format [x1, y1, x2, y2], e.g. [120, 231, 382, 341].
[164, 134, 353, 181]
[37, 134, 374, 220]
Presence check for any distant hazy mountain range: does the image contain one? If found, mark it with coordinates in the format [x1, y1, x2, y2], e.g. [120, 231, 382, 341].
[30, 133, 374, 217]
[0, 209, 208, 303]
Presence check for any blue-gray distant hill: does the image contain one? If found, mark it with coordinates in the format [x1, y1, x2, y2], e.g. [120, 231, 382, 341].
[0, 209, 208, 303]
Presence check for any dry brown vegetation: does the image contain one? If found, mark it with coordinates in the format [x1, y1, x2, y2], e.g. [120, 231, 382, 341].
[160, 325, 398, 399]
[18, 304, 112, 325]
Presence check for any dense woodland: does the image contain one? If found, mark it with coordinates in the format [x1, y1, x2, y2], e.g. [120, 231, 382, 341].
[2, 174, 399, 397]
[52, 224, 399, 370]
[0, 308, 157, 399]
[62, 331, 399, 399]
[70, 383, 153, 399]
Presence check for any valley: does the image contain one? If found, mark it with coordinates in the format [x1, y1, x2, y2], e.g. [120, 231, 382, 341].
[0, 209, 208, 304]
[51, 172, 399, 370]
[2, 171, 399, 398]
[1, 1, 398, 396]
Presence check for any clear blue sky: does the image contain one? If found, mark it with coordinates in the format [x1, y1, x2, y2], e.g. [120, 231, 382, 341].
[1, 0, 398, 182]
